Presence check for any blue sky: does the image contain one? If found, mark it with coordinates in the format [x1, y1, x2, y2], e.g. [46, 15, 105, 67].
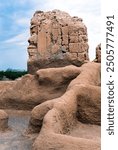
[0, 0, 100, 70]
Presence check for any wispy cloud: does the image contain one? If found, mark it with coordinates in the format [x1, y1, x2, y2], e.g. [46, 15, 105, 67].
[15, 18, 30, 26]
[4, 31, 29, 46]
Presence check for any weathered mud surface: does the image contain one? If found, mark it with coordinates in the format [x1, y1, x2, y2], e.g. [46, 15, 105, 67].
[0, 110, 37, 150]
[0, 62, 101, 150]
[0, 110, 100, 150]
[26, 62, 101, 150]
[0, 66, 80, 110]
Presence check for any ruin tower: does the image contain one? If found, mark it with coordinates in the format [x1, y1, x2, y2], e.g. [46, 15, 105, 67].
[27, 10, 89, 74]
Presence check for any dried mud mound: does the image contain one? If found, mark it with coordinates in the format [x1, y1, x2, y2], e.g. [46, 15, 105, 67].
[0, 62, 101, 150]
[0, 66, 80, 110]
[27, 62, 101, 150]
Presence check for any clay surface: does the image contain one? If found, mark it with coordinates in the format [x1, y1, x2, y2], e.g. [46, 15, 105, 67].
[0, 66, 80, 110]
[27, 62, 101, 150]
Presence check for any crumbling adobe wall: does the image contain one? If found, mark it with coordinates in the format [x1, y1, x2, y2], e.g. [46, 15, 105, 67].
[27, 62, 101, 150]
[27, 10, 89, 74]
[94, 44, 101, 63]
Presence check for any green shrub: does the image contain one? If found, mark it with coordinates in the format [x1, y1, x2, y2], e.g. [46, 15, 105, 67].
[0, 69, 27, 80]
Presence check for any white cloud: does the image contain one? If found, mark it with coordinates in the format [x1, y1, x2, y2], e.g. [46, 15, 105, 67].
[4, 31, 29, 46]
[15, 18, 30, 27]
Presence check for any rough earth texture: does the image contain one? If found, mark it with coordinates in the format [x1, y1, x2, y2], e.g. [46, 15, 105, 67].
[0, 63, 101, 150]
[28, 10, 89, 74]
[0, 66, 80, 110]
[26, 62, 101, 150]
[0, 9, 101, 150]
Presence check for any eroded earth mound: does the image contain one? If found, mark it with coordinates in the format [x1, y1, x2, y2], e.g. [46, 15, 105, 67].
[0, 62, 101, 150]
[28, 62, 101, 150]
[0, 65, 81, 110]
